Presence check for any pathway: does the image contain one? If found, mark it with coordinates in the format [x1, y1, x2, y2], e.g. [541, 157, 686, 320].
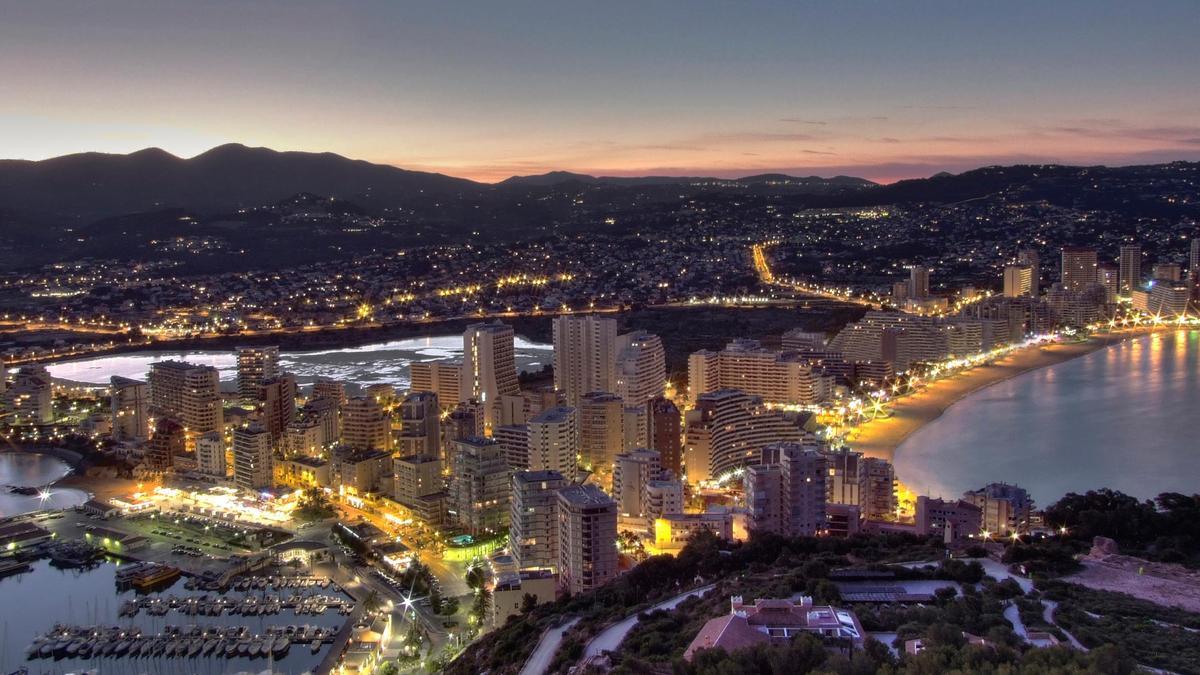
[1003, 602, 1028, 639]
[977, 558, 1034, 594]
[519, 617, 580, 675]
[582, 584, 716, 660]
[1042, 600, 1087, 651]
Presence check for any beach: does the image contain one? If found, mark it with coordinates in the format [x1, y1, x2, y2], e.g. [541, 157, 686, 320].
[847, 328, 1156, 460]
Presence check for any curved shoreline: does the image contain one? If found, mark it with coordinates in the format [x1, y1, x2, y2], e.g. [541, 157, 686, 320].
[847, 327, 1166, 460]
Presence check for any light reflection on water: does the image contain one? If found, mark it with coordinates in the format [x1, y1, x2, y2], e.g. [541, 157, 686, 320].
[0, 453, 88, 518]
[894, 330, 1200, 506]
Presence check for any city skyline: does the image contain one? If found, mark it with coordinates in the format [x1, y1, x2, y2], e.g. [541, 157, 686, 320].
[3, 1, 1200, 182]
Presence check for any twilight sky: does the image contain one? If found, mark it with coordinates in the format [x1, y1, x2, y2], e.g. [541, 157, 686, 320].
[2, 1, 1199, 182]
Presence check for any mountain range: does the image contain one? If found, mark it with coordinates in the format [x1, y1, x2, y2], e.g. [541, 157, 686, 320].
[0, 144, 1196, 273]
[0, 144, 877, 224]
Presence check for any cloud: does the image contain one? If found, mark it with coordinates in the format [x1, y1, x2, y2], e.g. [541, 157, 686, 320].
[693, 131, 819, 143]
[801, 149, 837, 155]
[896, 104, 977, 111]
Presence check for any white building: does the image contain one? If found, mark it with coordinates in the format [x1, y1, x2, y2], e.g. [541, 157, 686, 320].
[510, 470, 569, 571]
[528, 406, 579, 481]
[233, 423, 273, 492]
[461, 322, 520, 431]
[552, 315, 618, 406]
[613, 331, 666, 405]
[195, 431, 227, 479]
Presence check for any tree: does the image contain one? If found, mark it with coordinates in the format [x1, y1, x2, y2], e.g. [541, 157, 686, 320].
[466, 563, 486, 591]
[362, 589, 384, 615]
[520, 592, 539, 614]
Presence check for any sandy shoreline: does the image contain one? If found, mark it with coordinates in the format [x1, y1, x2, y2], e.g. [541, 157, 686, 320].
[847, 327, 1165, 460]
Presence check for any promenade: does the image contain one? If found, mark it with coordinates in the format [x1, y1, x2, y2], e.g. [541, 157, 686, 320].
[848, 328, 1154, 460]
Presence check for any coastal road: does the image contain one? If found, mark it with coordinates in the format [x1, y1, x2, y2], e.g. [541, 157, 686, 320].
[519, 617, 580, 675]
[581, 584, 716, 661]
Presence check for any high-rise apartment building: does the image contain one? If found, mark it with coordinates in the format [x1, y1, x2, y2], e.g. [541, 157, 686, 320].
[1152, 262, 1182, 283]
[823, 449, 861, 507]
[147, 360, 223, 448]
[612, 448, 661, 517]
[528, 406, 579, 480]
[3, 365, 52, 424]
[450, 437, 512, 536]
[259, 374, 297, 447]
[613, 331, 666, 405]
[110, 376, 150, 442]
[647, 396, 682, 476]
[915, 496, 982, 543]
[1191, 238, 1200, 278]
[340, 396, 392, 451]
[1017, 249, 1041, 296]
[1061, 247, 1099, 293]
[236, 346, 280, 404]
[510, 470, 569, 571]
[393, 454, 443, 507]
[576, 392, 624, 477]
[145, 418, 185, 471]
[780, 329, 827, 351]
[1002, 265, 1033, 298]
[461, 322, 520, 430]
[552, 315, 618, 405]
[310, 378, 347, 407]
[643, 478, 684, 520]
[908, 265, 930, 299]
[494, 424, 531, 470]
[396, 392, 441, 458]
[688, 339, 832, 406]
[684, 389, 803, 483]
[409, 360, 462, 408]
[1118, 244, 1142, 294]
[1097, 264, 1119, 303]
[233, 423, 273, 492]
[744, 442, 827, 537]
[859, 457, 896, 521]
[195, 430, 226, 478]
[556, 484, 618, 595]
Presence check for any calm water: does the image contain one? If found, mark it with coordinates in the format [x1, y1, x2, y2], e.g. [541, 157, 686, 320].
[894, 330, 1200, 507]
[0, 453, 88, 518]
[0, 559, 347, 674]
[44, 333, 553, 391]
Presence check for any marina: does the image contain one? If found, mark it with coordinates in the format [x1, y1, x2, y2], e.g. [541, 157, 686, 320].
[0, 559, 353, 674]
[24, 622, 334, 661]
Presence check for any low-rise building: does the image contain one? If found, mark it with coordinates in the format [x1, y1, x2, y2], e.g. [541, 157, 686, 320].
[683, 596, 864, 661]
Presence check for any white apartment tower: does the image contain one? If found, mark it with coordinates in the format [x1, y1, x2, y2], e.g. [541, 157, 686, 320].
[613, 331, 666, 405]
[110, 376, 150, 442]
[510, 470, 569, 571]
[461, 322, 520, 430]
[1003, 265, 1033, 298]
[552, 315, 618, 405]
[195, 430, 226, 479]
[233, 423, 273, 491]
[236, 346, 281, 404]
[612, 448, 661, 517]
[527, 406, 579, 481]
[147, 360, 223, 448]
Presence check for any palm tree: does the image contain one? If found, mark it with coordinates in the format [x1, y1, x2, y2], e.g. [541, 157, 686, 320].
[361, 589, 384, 615]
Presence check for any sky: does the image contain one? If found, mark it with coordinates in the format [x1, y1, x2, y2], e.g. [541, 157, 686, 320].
[2, 1, 1199, 183]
